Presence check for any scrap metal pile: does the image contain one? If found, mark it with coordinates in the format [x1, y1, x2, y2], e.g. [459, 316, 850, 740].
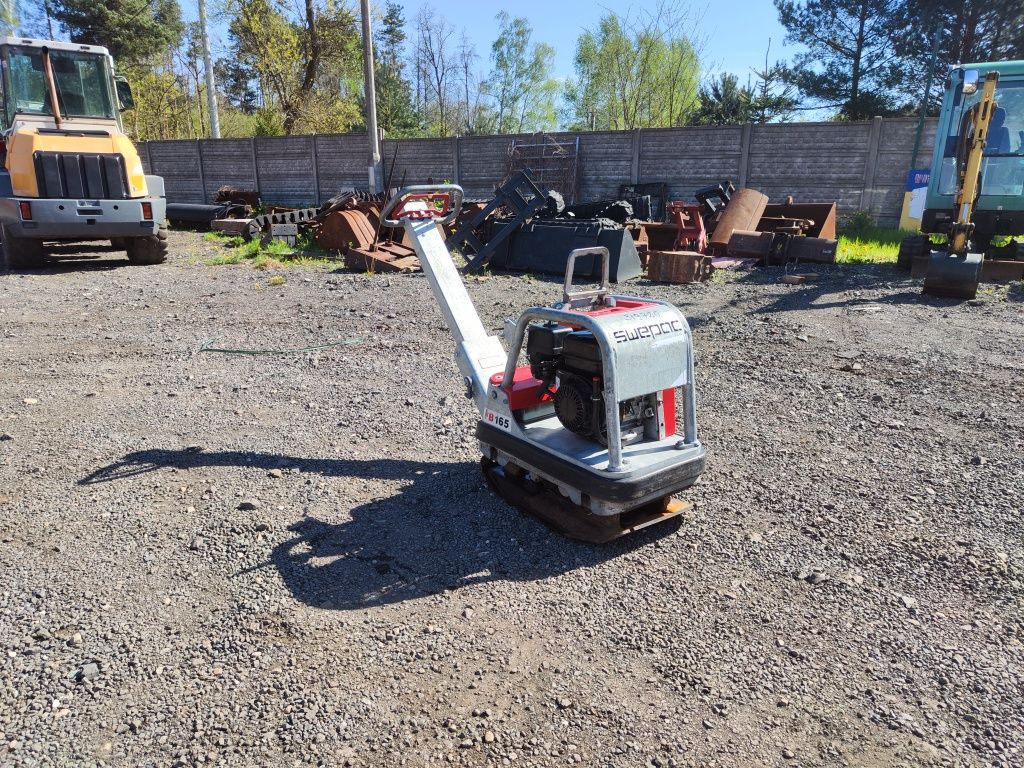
[195, 188, 424, 273]
[445, 171, 839, 284]
[179, 171, 838, 283]
[639, 183, 839, 283]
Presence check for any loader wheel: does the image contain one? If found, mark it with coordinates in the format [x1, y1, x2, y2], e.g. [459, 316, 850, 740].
[0, 225, 47, 270]
[897, 234, 929, 270]
[110, 237, 127, 250]
[125, 227, 168, 265]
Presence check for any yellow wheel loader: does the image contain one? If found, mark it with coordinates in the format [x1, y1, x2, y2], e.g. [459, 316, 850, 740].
[0, 37, 166, 270]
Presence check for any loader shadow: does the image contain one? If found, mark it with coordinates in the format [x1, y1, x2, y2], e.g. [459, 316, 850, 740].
[81, 448, 677, 609]
[3, 242, 133, 274]
[2, 257, 131, 275]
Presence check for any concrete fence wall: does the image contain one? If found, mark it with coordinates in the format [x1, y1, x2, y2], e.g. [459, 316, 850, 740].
[139, 117, 937, 226]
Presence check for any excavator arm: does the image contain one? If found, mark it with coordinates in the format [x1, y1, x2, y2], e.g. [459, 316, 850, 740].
[950, 72, 1000, 255]
[923, 71, 999, 298]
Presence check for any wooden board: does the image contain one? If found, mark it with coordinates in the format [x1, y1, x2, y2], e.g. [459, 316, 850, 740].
[212, 218, 254, 234]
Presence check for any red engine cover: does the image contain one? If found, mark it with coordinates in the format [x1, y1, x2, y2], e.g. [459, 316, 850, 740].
[490, 368, 551, 411]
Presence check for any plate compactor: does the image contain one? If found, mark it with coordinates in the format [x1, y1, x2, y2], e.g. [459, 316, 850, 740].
[381, 186, 706, 543]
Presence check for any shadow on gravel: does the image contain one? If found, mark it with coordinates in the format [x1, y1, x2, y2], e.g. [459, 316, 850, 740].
[0, 242, 133, 275]
[81, 448, 675, 609]
[40, 258, 132, 273]
[724, 265, 976, 314]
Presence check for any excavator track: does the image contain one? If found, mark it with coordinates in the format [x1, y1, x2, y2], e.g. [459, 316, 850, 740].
[480, 457, 688, 544]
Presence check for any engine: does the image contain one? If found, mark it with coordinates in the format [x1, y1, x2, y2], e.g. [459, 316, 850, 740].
[526, 322, 645, 445]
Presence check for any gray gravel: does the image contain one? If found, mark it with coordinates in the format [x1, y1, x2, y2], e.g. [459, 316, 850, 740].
[0, 231, 1022, 767]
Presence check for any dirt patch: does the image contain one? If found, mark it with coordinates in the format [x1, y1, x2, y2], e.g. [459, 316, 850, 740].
[0, 231, 1021, 767]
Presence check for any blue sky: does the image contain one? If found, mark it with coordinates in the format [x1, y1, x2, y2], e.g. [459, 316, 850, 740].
[199, 0, 799, 86]
[395, 0, 797, 82]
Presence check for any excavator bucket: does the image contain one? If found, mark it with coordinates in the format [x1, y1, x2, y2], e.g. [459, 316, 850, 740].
[923, 250, 984, 299]
[480, 458, 689, 544]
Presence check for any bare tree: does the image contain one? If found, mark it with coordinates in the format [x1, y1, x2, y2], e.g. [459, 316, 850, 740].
[456, 31, 492, 134]
[413, 6, 457, 136]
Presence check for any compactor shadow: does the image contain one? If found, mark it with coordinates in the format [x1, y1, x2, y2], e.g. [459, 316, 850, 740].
[81, 448, 677, 609]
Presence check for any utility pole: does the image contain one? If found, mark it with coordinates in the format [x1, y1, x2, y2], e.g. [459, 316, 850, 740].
[360, 0, 382, 192]
[198, 0, 221, 139]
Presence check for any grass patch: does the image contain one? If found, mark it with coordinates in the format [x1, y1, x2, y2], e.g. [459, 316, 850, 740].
[203, 229, 336, 269]
[836, 224, 907, 265]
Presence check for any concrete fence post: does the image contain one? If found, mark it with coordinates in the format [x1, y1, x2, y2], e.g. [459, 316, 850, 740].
[144, 141, 154, 175]
[310, 135, 321, 205]
[196, 139, 207, 204]
[738, 123, 753, 188]
[860, 116, 884, 213]
[630, 129, 642, 184]
[250, 137, 260, 196]
[452, 136, 461, 185]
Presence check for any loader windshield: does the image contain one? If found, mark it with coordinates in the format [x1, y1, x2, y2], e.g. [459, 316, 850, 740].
[937, 79, 1024, 197]
[3, 45, 117, 125]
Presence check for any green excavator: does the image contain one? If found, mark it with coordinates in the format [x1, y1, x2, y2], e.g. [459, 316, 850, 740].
[900, 62, 1024, 298]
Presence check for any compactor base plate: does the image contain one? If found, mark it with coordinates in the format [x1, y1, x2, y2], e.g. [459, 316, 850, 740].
[480, 457, 688, 544]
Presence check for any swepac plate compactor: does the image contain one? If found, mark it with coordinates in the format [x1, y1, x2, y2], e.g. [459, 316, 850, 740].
[380, 185, 706, 543]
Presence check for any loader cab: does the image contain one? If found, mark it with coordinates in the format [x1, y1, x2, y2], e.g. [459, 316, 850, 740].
[0, 37, 126, 135]
[922, 60, 1024, 239]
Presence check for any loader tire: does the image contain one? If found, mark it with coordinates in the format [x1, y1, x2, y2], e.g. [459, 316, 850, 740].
[125, 227, 168, 265]
[0, 225, 47, 270]
[110, 237, 128, 250]
[897, 234, 929, 270]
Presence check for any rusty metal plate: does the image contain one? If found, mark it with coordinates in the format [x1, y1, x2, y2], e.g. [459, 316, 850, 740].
[344, 241, 420, 273]
[316, 209, 376, 251]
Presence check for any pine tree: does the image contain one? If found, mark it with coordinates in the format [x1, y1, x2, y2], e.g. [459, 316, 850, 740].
[893, 0, 1024, 112]
[690, 74, 753, 125]
[748, 40, 798, 123]
[775, 0, 903, 120]
[372, 2, 418, 137]
[47, 0, 185, 64]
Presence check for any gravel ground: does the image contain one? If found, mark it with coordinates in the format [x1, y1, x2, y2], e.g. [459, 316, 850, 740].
[0, 231, 1022, 768]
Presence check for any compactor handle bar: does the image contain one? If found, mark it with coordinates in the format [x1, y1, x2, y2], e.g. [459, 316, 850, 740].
[561, 247, 611, 308]
[380, 184, 464, 227]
